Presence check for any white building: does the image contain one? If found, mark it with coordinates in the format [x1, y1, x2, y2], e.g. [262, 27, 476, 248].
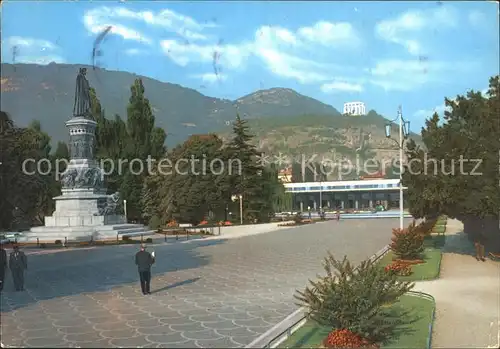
[343, 102, 366, 115]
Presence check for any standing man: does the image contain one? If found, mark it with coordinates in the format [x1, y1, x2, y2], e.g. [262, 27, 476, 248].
[9, 244, 27, 291]
[0, 242, 7, 292]
[135, 244, 155, 295]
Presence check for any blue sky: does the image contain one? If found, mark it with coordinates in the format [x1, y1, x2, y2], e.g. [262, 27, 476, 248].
[1, 0, 498, 133]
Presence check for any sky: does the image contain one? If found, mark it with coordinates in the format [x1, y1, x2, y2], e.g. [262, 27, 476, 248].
[1, 0, 499, 133]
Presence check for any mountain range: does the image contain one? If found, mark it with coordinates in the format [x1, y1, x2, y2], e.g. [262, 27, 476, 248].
[1, 63, 421, 170]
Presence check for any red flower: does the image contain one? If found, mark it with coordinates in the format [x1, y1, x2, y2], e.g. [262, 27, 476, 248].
[323, 329, 379, 348]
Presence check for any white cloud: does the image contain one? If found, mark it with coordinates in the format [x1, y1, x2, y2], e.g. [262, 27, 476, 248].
[2, 36, 65, 64]
[124, 48, 146, 55]
[368, 59, 477, 91]
[321, 80, 364, 93]
[413, 86, 489, 120]
[375, 6, 458, 55]
[298, 21, 360, 47]
[256, 26, 301, 48]
[83, 6, 217, 45]
[191, 73, 227, 83]
[159, 20, 358, 86]
[160, 40, 252, 69]
[413, 103, 450, 120]
[255, 48, 329, 83]
[82, 7, 361, 88]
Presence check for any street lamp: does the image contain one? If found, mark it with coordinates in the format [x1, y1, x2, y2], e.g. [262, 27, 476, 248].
[385, 105, 410, 230]
[319, 179, 322, 212]
[123, 199, 127, 223]
[231, 194, 243, 225]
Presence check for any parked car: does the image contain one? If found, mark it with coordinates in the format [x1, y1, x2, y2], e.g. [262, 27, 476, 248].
[0, 232, 22, 244]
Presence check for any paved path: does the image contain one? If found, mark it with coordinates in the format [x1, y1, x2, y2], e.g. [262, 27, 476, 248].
[0, 219, 406, 348]
[413, 219, 500, 348]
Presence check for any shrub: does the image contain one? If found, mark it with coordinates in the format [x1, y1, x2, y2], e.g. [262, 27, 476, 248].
[145, 238, 153, 243]
[390, 223, 424, 260]
[293, 212, 303, 224]
[148, 215, 161, 229]
[323, 329, 379, 348]
[384, 261, 412, 276]
[54, 239, 62, 245]
[295, 253, 414, 344]
[122, 236, 130, 241]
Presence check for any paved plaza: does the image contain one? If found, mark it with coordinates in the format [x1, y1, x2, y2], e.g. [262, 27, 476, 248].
[0, 219, 406, 348]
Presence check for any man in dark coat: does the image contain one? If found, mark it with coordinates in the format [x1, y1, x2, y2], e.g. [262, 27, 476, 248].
[135, 244, 155, 295]
[0, 243, 7, 292]
[9, 244, 27, 291]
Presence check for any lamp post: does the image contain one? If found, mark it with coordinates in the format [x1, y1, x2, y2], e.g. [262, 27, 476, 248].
[385, 105, 410, 230]
[231, 194, 243, 225]
[319, 179, 322, 213]
[123, 199, 127, 223]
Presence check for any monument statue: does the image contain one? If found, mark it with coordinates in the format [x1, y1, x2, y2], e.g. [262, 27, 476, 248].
[28, 69, 151, 242]
[73, 68, 93, 119]
[95, 192, 122, 215]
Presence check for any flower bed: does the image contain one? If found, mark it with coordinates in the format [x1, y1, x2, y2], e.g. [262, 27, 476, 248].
[278, 220, 315, 227]
[378, 248, 441, 281]
[281, 294, 435, 349]
[384, 261, 412, 276]
[322, 329, 379, 348]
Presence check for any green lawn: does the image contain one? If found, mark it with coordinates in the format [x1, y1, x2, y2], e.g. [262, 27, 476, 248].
[432, 225, 446, 234]
[281, 294, 435, 348]
[378, 247, 442, 281]
[383, 294, 435, 348]
[424, 235, 446, 249]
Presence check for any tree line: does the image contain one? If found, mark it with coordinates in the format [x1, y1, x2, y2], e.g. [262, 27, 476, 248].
[0, 78, 287, 231]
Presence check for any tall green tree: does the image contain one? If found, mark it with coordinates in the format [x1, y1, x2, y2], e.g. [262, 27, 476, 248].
[0, 112, 48, 229]
[226, 114, 284, 222]
[403, 75, 500, 252]
[120, 79, 166, 222]
[92, 87, 129, 193]
[144, 134, 231, 225]
[27, 120, 63, 225]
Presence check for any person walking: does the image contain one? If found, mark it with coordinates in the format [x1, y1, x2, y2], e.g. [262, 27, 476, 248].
[0, 243, 7, 292]
[474, 231, 486, 262]
[135, 244, 155, 295]
[9, 244, 27, 291]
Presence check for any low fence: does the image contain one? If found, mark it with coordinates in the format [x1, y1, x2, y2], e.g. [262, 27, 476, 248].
[245, 245, 391, 348]
[157, 225, 221, 241]
[405, 291, 436, 349]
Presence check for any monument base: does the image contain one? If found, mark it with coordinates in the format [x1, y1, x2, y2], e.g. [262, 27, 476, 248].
[24, 188, 155, 243]
[27, 223, 155, 242]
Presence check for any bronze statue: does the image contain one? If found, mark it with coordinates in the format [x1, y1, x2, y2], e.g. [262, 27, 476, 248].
[73, 68, 93, 119]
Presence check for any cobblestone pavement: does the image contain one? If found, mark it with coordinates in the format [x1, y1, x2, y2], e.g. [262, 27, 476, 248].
[0, 219, 406, 348]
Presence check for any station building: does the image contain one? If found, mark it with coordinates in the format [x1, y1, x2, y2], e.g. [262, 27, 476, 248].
[283, 178, 405, 211]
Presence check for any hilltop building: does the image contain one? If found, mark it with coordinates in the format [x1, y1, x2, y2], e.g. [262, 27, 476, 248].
[343, 102, 366, 115]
